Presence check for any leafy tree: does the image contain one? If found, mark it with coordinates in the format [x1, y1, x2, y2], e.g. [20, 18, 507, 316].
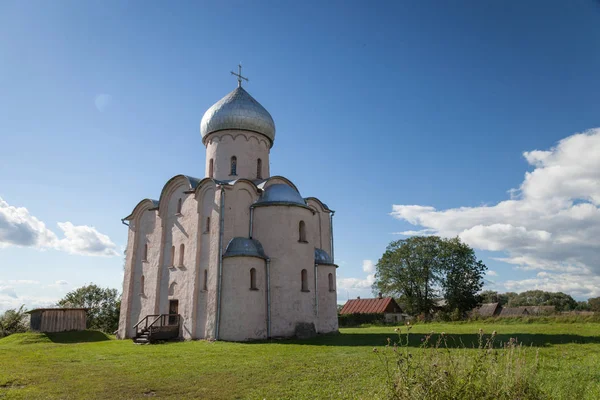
[0, 305, 28, 337]
[374, 236, 486, 316]
[575, 301, 591, 311]
[442, 237, 487, 314]
[588, 297, 600, 312]
[57, 284, 121, 333]
[375, 236, 445, 316]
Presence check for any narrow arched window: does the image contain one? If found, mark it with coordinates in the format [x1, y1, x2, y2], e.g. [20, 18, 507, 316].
[170, 246, 175, 266]
[203, 270, 208, 291]
[301, 269, 308, 292]
[209, 159, 214, 178]
[299, 221, 307, 242]
[230, 156, 237, 175]
[143, 244, 148, 261]
[257, 158, 262, 179]
[169, 281, 176, 296]
[177, 198, 182, 214]
[205, 216, 211, 233]
[328, 273, 334, 292]
[179, 244, 185, 266]
[250, 268, 257, 290]
[140, 275, 145, 295]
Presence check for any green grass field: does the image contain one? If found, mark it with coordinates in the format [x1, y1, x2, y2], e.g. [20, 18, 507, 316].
[1, 322, 599, 399]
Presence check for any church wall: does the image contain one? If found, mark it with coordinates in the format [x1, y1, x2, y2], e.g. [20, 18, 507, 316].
[205, 130, 270, 180]
[306, 199, 332, 257]
[252, 205, 316, 338]
[219, 257, 267, 341]
[194, 186, 215, 339]
[317, 264, 339, 333]
[118, 222, 137, 339]
[119, 208, 163, 338]
[203, 187, 223, 340]
[157, 185, 199, 339]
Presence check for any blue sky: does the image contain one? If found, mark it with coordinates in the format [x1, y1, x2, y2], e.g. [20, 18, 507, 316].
[1, 1, 600, 310]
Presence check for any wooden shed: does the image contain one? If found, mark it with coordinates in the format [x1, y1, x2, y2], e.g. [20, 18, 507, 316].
[27, 308, 87, 333]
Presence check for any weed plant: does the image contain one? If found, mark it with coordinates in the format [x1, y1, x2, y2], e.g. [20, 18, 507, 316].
[377, 324, 547, 400]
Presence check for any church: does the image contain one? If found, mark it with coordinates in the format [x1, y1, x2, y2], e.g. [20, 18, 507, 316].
[117, 68, 339, 341]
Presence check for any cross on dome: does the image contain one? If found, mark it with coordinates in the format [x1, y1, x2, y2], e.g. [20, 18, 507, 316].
[230, 64, 249, 87]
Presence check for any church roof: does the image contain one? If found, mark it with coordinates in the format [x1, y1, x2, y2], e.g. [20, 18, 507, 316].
[314, 248, 335, 265]
[200, 86, 276, 147]
[223, 237, 268, 260]
[253, 184, 308, 208]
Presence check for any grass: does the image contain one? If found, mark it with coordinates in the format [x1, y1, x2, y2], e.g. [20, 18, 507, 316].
[1, 322, 599, 399]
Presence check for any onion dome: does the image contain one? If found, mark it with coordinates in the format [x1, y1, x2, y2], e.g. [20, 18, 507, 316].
[315, 248, 335, 265]
[200, 87, 276, 147]
[223, 237, 268, 259]
[253, 184, 307, 207]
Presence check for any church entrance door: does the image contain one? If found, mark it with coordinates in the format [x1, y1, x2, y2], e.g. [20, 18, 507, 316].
[168, 300, 179, 325]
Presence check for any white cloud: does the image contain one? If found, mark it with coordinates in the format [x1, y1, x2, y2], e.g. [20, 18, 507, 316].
[362, 259, 375, 273]
[487, 270, 498, 277]
[0, 292, 58, 313]
[56, 222, 119, 257]
[48, 280, 69, 288]
[0, 198, 57, 248]
[0, 286, 17, 299]
[0, 197, 118, 257]
[94, 93, 112, 112]
[391, 128, 600, 298]
[0, 280, 41, 285]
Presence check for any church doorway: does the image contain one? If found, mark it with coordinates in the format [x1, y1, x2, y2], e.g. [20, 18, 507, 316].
[168, 300, 179, 325]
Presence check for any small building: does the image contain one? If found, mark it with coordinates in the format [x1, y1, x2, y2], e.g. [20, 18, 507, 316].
[499, 306, 529, 317]
[340, 294, 404, 323]
[474, 302, 501, 318]
[28, 308, 87, 333]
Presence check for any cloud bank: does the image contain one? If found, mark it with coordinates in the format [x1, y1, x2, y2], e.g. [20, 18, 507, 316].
[0, 197, 119, 257]
[391, 128, 600, 298]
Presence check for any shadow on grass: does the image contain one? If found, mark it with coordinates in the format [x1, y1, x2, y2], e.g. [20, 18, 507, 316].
[45, 330, 112, 344]
[270, 332, 600, 348]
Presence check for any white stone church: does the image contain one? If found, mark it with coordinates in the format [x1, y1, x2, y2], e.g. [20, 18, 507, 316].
[118, 70, 339, 341]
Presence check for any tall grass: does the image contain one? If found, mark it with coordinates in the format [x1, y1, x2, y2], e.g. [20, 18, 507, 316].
[377, 325, 547, 400]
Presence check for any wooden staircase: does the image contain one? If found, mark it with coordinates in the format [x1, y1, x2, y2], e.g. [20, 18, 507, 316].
[133, 314, 181, 344]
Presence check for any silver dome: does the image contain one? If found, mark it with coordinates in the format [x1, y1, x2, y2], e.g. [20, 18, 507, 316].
[223, 237, 268, 259]
[200, 87, 276, 146]
[315, 248, 334, 265]
[253, 184, 307, 207]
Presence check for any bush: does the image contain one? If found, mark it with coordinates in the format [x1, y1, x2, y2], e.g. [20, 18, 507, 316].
[0, 305, 28, 338]
[375, 327, 546, 400]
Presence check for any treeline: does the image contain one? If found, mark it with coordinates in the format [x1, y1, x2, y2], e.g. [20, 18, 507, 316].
[479, 290, 600, 312]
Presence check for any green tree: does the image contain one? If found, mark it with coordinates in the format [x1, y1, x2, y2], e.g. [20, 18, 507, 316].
[588, 297, 600, 312]
[375, 236, 445, 316]
[0, 305, 28, 337]
[442, 237, 487, 314]
[374, 236, 486, 316]
[57, 284, 121, 333]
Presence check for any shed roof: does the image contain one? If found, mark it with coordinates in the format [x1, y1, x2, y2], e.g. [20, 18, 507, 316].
[499, 307, 529, 317]
[339, 297, 401, 315]
[476, 303, 500, 317]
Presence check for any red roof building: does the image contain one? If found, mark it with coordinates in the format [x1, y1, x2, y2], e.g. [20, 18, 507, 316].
[340, 296, 402, 315]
